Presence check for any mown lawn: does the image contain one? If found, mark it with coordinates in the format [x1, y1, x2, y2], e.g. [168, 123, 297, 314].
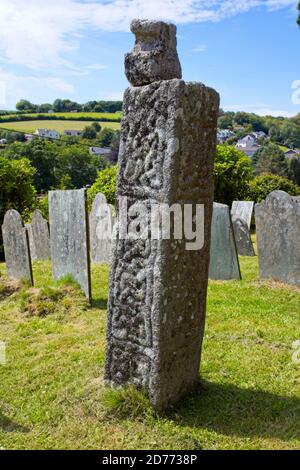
[0, 120, 120, 134]
[0, 252, 299, 450]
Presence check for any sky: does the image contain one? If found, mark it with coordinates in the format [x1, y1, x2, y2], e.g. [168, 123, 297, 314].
[0, 0, 299, 117]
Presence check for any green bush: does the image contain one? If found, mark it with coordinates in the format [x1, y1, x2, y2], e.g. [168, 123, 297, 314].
[247, 173, 300, 203]
[0, 157, 36, 259]
[88, 165, 118, 207]
[214, 145, 253, 205]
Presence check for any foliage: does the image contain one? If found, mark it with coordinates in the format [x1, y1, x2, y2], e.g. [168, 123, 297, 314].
[3, 140, 101, 192]
[214, 145, 253, 205]
[97, 127, 116, 147]
[15, 98, 122, 114]
[253, 143, 289, 177]
[81, 125, 98, 140]
[247, 173, 300, 203]
[88, 165, 118, 207]
[0, 157, 36, 258]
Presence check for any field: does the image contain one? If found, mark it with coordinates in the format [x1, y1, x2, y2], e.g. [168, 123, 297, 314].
[0, 120, 121, 134]
[0, 249, 299, 450]
[1, 112, 122, 120]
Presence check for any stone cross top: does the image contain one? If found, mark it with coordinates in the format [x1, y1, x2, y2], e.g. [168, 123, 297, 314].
[125, 19, 182, 86]
[105, 19, 219, 410]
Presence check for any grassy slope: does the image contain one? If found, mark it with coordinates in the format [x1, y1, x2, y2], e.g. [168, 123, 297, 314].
[0, 252, 299, 450]
[0, 120, 120, 133]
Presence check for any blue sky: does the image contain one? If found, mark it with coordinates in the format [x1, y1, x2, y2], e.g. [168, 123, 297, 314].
[0, 0, 299, 117]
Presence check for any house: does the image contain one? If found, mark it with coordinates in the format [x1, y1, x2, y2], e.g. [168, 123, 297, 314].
[284, 149, 300, 159]
[0, 138, 7, 144]
[64, 130, 82, 137]
[242, 144, 261, 158]
[34, 129, 60, 140]
[48, 110, 54, 114]
[89, 147, 111, 156]
[25, 134, 34, 141]
[236, 134, 257, 149]
[252, 131, 267, 140]
[217, 129, 234, 143]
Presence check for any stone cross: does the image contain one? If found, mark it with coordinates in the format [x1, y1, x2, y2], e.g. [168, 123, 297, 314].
[26, 210, 50, 261]
[255, 191, 300, 286]
[89, 193, 114, 264]
[105, 19, 219, 410]
[2, 209, 33, 285]
[49, 189, 91, 301]
[209, 203, 241, 280]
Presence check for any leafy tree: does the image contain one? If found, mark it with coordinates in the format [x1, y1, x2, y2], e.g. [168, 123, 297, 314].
[81, 125, 97, 140]
[253, 143, 289, 177]
[247, 173, 300, 203]
[109, 130, 120, 163]
[3, 140, 58, 192]
[287, 157, 300, 186]
[214, 145, 253, 205]
[98, 128, 115, 147]
[88, 165, 118, 207]
[218, 112, 234, 129]
[0, 157, 36, 259]
[16, 99, 36, 112]
[52, 99, 64, 112]
[91, 122, 101, 132]
[55, 145, 99, 189]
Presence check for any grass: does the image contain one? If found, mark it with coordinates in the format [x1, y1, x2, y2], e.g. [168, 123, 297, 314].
[1, 112, 122, 120]
[0, 249, 299, 450]
[0, 120, 120, 134]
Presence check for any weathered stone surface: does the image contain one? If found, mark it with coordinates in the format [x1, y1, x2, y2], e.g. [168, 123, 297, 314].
[125, 19, 182, 86]
[232, 216, 255, 257]
[25, 223, 37, 261]
[27, 210, 50, 261]
[2, 210, 33, 285]
[49, 189, 91, 301]
[105, 22, 219, 410]
[89, 193, 114, 264]
[231, 201, 254, 230]
[209, 203, 241, 280]
[255, 190, 300, 286]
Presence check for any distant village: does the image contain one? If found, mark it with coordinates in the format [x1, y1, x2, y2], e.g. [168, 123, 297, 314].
[217, 129, 300, 160]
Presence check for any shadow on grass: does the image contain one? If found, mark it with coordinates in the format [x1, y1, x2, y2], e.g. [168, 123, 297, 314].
[169, 380, 300, 441]
[91, 297, 108, 310]
[0, 412, 29, 433]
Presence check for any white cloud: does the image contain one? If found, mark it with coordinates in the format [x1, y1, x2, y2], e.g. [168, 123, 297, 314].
[0, 70, 74, 108]
[0, 0, 297, 70]
[224, 103, 295, 117]
[192, 44, 208, 52]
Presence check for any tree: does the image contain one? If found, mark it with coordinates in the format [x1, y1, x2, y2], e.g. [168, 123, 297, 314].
[91, 122, 101, 133]
[0, 157, 36, 259]
[253, 143, 289, 178]
[16, 99, 36, 112]
[88, 165, 118, 207]
[52, 99, 64, 112]
[214, 145, 253, 205]
[287, 157, 300, 186]
[55, 145, 98, 189]
[298, 1, 300, 26]
[81, 125, 97, 140]
[98, 128, 115, 147]
[247, 173, 300, 203]
[3, 140, 58, 192]
[109, 130, 120, 163]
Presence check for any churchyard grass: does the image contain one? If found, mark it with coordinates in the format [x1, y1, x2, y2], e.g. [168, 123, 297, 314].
[0, 248, 299, 450]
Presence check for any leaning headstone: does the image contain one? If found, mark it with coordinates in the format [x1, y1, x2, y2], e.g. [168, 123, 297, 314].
[105, 19, 219, 410]
[2, 210, 33, 285]
[209, 203, 241, 280]
[232, 216, 255, 257]
[27, 210, 50, 261]
[49, 189, 91, 301]
[231, 201, 254, 230]
[89, 193, 114, 264]
[255, 191, 300, 286]
[25, 223, 37, 261]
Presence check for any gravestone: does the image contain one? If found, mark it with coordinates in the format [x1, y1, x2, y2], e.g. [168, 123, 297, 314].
[232, 216, 255, 257]
[105, 19, 219, 410]
[49, 189, 91, 301]
[25, 223, 37, 261]
[27, 210, 50, 261]
[2, 210, 33, 285]
[255, 190, 300, 286]
[209, 203, 241, 280]
[231, 201, 254, 230]
[89, 193, 114, 264]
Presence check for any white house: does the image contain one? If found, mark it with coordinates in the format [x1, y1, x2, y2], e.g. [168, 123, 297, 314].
[284, 149, 300, 159]
[89, 147, 111, 156]
[64, 130, 82, 137]
[34, 129, 60, 139]
[236, 134, 257, 149]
